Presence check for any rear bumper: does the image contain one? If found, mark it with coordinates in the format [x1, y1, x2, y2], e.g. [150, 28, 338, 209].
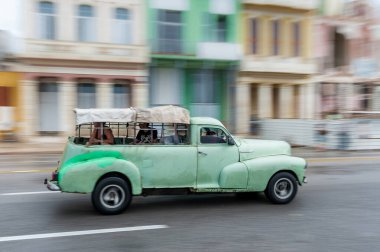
[45, 179, 61, 191]
[44, 170, 61, 191]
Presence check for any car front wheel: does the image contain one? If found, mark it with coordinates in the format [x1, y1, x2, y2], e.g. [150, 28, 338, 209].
[265, 172, 298, 204]
[92, 177, 132, 215]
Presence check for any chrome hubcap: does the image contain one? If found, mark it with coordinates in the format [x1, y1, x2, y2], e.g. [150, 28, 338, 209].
[100, 184, 125, 209]
[274, 178, 293, 199]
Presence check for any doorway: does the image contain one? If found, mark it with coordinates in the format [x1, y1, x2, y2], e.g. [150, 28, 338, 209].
[39, 79, 59, 134]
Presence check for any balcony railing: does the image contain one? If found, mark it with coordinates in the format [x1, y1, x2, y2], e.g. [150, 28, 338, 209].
[197, 42, 242, 61]
[150, 38, 193, 56]
[241, 56, 317, 75]
[152, 39, 184, 54]
[151, 39, 241, 61]
[242, 0, 318, 10]
[19, 39, 149, 63]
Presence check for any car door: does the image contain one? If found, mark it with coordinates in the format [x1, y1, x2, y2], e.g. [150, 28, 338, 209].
[136, 145, 198, 188]
[123, 123, 197, 189]
[196, 125, 240, 188]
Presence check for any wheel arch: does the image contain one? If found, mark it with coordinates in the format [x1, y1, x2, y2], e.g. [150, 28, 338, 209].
[93, 163, 142, 195]
[244, 155, 306, 191]
[95, 172, 132, 192]
[265, 170, 299, 192]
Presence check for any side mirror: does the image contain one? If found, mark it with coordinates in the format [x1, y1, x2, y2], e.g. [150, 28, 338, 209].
[227, 136, 235, 146]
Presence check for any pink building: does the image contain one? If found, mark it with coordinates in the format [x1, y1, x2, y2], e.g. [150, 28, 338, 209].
[315, 0, 380, 118]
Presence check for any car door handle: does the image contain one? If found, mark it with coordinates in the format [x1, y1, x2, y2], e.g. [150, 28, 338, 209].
[198, 151, 207, 156]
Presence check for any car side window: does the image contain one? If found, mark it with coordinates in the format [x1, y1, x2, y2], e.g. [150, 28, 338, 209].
[200, 127, 227, 144]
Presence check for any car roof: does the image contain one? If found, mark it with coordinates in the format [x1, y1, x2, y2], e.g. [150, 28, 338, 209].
[190, 117, 225, 127]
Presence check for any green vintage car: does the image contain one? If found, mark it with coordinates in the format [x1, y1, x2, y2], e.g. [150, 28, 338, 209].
[46, 105, 307, 215]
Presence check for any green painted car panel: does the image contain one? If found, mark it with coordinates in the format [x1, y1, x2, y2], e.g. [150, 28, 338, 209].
[121, 145, 197, 189]
[59, 157, 142, 194]
[237, 138, 291, 161]
[196, 124, 240, 188]
[244, 155, 307, 191]
[190, 117, 225, 127]
[219, 162, 248, 189]
[55, 118, 307, 196]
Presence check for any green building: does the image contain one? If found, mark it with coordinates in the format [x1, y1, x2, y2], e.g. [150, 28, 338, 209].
[146, 0, 241, 126]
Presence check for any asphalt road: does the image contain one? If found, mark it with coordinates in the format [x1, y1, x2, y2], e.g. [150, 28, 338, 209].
[0, 154, 380, 252]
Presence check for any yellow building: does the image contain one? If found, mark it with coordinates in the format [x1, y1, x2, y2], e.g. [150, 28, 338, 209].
[0, 72, 20, 140]
[236, 0, 318, 135]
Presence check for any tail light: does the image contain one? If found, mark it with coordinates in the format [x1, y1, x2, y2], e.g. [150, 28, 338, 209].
[51, 171, 59, 181]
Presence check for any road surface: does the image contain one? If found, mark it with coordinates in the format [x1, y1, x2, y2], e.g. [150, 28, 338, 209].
[0, 153, 379, 252]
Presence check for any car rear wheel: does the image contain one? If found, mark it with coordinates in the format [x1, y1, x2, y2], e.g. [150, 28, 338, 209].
[92, 177, 132, 215]
[265, 172, 298, 204]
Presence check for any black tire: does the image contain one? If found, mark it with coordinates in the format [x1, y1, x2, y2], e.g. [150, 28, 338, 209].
[265, 172, 298, 204]
[92, 177, 132, 215]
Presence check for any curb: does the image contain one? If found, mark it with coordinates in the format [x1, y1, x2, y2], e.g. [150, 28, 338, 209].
[0, 151, 62, 155]
[306, 156, 380, 163]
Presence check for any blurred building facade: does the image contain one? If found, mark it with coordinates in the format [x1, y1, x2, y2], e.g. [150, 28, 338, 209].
[146, 0, 241, 127]
[15, 0, 148, 141]
[0, 30, 20, 141]
[3, 0, 380, 150]
[313, 0, 380, 149]
[315, 0, 380, 117]
[237, 0, 318, 138]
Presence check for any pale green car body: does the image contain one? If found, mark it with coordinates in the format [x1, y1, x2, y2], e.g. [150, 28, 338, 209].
[55, 117, 307, 196]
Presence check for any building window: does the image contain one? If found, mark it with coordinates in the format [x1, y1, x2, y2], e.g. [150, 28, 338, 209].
[293, 21, 300, 57]
[37, 1, 56, 40]
[191, 70, 220, 119]
[216, 15, 227, 42]
[272, 85, 280, 119]
[77, 82, 96, 108]
[0, 87, 11, 106]
[193, 70, 216, 104]
[360, 84, 371, 111]
[112, 8, 132, 44]
[150, 68, 182, 106]
[156, 10, 182, 53]
[333, 29, 347, 67]
[272, 19, 280, 56]
[250, 18, 258, 54]
[113, 82, 130, 108]
[202, 13, 212, 41]
[0, 87, 13, 132]
[77, 5, 95, 42]
[202, 13, 229, 42]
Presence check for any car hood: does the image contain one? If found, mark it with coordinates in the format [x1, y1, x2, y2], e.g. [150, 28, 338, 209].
[236, 138, 291, 161]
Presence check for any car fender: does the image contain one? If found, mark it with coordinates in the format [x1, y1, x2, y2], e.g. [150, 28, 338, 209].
[243, 155, 306, 191]
[59, 156, 142, 195]
[219, 162, 248, 189]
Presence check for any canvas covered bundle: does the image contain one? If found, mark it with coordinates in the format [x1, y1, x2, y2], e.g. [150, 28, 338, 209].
[74, 105, 190, 125]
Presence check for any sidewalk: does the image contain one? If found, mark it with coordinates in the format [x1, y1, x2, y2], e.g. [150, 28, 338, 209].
[0, 141, 379, 161]
[0, 141, 65, 155]
[292, 146, 380, 159]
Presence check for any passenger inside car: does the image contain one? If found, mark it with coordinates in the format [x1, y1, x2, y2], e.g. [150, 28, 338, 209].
[86, 122, 115, 145]
[136, 123, 158, 144]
